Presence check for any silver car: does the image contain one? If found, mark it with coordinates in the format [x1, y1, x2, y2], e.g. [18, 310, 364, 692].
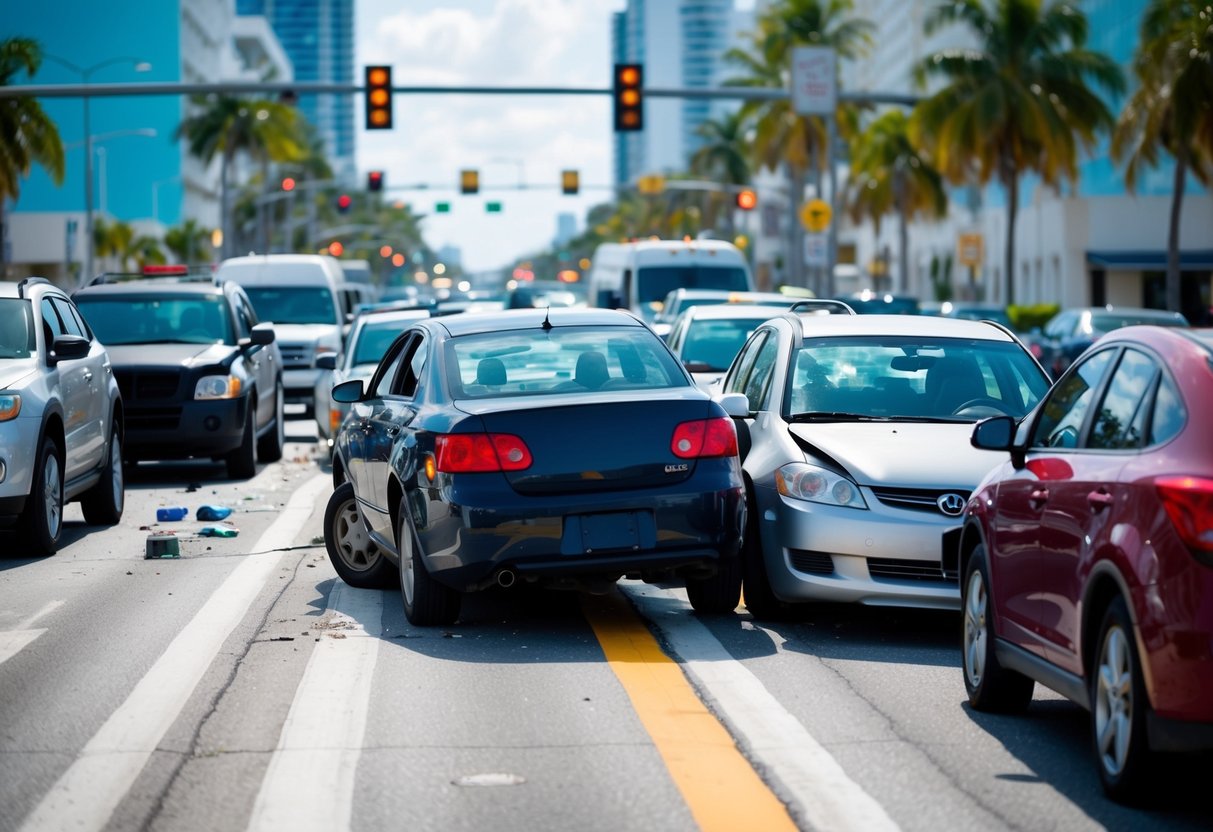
[721, 312, 1050, 616]
[0, 278, 124, 555]
[665, 302, 794, 391]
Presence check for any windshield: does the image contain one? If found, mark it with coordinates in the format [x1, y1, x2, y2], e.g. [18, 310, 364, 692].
[1087, 312, 1188, 334]
[243, 286, 339, 325]
[636, 266, 749, 321]
[446, 325, 689, 399]
[788, 336, 1049, 421]
[76, 296, 234, 346]
[352, 321, 411, 366]
[0, 299, 35, 358]
[681, 317, 767, 371]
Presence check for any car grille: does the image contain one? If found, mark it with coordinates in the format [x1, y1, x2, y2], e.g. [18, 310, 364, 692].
[115, 370, 181, 400]
[871, 486, 971, 515]
[789, 549, 835, 575]
[127, 406, 182, 432]
[279, 343, 313, 369]
[867, 557, 956, 584]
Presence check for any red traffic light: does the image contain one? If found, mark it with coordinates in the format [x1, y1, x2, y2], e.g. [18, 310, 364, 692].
[281, 177, 296, 192]
[337, 194, 352, 213]
[367, 170, 384, 192]
[329, 241, 345, 257]
[735, 189, 757, 211]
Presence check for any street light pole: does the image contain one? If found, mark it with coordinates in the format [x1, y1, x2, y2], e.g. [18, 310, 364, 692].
[41, 55, 151, 284]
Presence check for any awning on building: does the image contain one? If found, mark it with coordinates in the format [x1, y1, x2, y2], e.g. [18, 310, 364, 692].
[1086, 250, 1213, 270]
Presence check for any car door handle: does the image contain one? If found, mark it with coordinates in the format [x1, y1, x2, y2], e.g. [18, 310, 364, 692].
[1087, 489, 1114, 512]
[1029, 488, 1049, 508]
[387, 427, 400, 437]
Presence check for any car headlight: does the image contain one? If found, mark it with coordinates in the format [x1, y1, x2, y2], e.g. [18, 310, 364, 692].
[775, 462, 868, 509]
[0, 394, 20, 421]
[195, 375, 242, 400]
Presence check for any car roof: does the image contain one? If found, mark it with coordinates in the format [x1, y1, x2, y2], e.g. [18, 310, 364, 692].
[352, 308, 432, 328]
[427, 307, 647, 338]
[74, 279, 227, 297]
[788, 312, 1018, 342]
[0, 278, 66, 299]
[679, 303, 792, 322]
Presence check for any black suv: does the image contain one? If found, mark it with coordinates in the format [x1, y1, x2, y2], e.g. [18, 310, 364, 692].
[73, 267, 285, 479]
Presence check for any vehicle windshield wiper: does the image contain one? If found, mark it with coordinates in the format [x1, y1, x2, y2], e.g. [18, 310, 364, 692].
[787, 411, 890, 422]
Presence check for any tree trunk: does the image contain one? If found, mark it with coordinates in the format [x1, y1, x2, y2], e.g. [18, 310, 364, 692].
[220, 149, 233, 260]
[1166, 149, 1186, 313]
[1002, 160, 1018, 307]
[0, 198, 8, 278]
[788, 165, 808, 291]
[895, 169, 909, 295]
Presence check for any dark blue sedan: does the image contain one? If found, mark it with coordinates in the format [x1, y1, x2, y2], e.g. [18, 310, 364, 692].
[323, 307, 748, 625]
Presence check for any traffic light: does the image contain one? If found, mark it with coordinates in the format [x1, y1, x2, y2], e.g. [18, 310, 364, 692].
[328, 241, 345, 257]
[460, 169, 479, 194]
[364, 65, 393, 130]
[613, 63, 643, 132]
[367, 170, 384, 193]
[735, 189, 757, 211]
[337, 194, 352, 214]
[561, 169, 579, 195]
[281, 177, 296, 192]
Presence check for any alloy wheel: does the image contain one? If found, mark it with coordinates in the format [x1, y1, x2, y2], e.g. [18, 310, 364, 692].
[1094, 625, 1133, 777]
[331, 497, 380, 573]
[963, 569, 987, 688]
[43, 452, 63, 540]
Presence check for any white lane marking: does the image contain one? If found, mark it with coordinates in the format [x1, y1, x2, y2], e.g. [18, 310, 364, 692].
[247, 582, 383, 832]
[0, 601, 66, 666]
[19, 473, 332, 832]
[622, 585, 901, 832]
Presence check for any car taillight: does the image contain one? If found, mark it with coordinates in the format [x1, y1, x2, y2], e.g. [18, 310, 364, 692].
[671, 417, 738, 459]
[434, 433, 532, 473]
[1156, 476, 1213, 561]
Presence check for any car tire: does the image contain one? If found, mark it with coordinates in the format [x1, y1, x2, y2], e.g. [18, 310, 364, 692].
[686, 554, 742, 614]
[1090, 595, 1152, 803]
[323, 482, 397, 589]
[961, 545, 1035, 713]
[80, 426, 124, 525]
[226, 403, 257, 479]
[18, 437, 64, 556]
[740, 489, 788, 620]
[257, 385, 285, 463]
[398, 498, 460, 626]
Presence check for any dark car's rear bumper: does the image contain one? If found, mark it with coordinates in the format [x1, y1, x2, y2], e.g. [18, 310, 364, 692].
[411, 467, 745, 591]
[124, 397, 250, 459]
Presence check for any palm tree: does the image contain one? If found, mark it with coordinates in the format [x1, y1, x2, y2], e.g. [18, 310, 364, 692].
[690, 110, 753, 237]
[0, 37, 65, 274]
[164, 218, 211, 264]
[93, 216, 164, 272]
[845, 110, 947, 293]
[175, 93, 305, 259]
[911, 0, 1124, 306]
[724, 0, 873, 292]
[1112, 0, 1213, 313]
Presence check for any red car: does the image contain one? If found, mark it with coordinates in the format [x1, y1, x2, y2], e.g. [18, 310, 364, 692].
[960, 325, 1213, 802]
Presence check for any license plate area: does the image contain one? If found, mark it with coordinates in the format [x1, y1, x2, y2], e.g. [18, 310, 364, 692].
[561, 511, 656, 555]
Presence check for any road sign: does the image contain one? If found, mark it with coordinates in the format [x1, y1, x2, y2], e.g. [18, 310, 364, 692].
[957, 233, 984, 267]
[435, 202, 450, 213]
[800, 198, 832, 233]
[804, 233, 829, 267]
[637, 174, 665, 195]
[791, 46, 837, 116]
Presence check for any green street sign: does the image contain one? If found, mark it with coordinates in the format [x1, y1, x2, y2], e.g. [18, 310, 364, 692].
[485, 201, 502, 213]
[435, 201, 450, 213]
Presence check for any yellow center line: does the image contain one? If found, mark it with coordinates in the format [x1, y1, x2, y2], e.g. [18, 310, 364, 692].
[582, 592, 797, 832]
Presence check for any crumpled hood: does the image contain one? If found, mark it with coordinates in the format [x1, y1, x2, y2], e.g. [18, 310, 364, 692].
[788, 421, 1005, 489]
[106, 343, 236, 368]
[0, 360, 37, 390]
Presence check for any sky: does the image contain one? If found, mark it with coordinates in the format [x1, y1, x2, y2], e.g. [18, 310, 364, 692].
[356, 0, 626, 274]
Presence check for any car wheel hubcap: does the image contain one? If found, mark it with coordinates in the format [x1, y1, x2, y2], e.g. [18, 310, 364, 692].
[44, 453, 62, 538]
[276, 390, 285, 447]
[332, 498, 379, 572]
[963, 570, 987, 687]
[110, 435, 124, 512]
[1095, 625, 1133, 776]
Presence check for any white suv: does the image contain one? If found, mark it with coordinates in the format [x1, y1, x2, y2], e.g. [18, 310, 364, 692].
[0, 278, 124, 554]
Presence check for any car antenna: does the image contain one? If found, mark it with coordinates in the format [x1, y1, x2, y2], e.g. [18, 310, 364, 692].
[541, 307, 552, 331]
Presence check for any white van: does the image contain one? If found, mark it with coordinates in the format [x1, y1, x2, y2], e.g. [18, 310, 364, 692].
[587, 239, 754, 328]
[214, 254, 346, 413]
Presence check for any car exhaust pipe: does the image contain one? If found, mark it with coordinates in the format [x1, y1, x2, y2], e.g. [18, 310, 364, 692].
[496, 569, 516, 588]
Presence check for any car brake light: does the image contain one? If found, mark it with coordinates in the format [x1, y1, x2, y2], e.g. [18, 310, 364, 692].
[1156, 476, 1213, 560]
[671, 417, 738, 459]
[434, 433, 532, 473]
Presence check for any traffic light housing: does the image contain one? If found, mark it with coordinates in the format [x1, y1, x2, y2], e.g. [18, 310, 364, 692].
[364, 65, 393, 130]
[613, 63, 643, 132]
[337, 194, 352, 214]
[367, 170, 384, 193]
[561, 170, 579, 195]
[460, 169, 479, 195]
[735, 189, 757, 211]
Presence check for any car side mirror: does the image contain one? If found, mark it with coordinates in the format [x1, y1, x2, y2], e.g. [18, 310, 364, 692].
[331, 378, 365, 403]
[316, 353, 338, 371]
[249, 323, 275, 345]
[715, 392, 750, 418]
[49, 334, 90, 364]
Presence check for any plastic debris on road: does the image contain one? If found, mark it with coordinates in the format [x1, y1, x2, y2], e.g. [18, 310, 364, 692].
[145, 532, 181, 559]
[156, 506, 189, 522]
[198, 524, 239, 538]
[196, 505, 233, 521]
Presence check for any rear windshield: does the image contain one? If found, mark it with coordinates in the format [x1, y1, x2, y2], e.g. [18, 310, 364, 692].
[0, 299, 35, 358]
[681, 317, 769, 371]
[242, 286, 339, 325]
[446, 326, 689, 399]
[76, 295, 234, 346]
[1088, 312, 1188, 333]
[636, 266, 749, 320]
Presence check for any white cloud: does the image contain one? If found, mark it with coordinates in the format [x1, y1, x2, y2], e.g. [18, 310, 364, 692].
[357, 0, 624, 273]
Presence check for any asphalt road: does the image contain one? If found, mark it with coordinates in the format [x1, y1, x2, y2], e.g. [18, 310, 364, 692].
[1, 418, 1209, 832]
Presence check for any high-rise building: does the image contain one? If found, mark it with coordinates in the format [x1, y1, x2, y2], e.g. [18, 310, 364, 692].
[237, 0, 356, 182]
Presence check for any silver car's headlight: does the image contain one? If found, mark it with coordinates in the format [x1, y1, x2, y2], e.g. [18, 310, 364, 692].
[775, 462, 868, 509]
[195, 375, 242, 400]
[0, 393, 20, 421]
